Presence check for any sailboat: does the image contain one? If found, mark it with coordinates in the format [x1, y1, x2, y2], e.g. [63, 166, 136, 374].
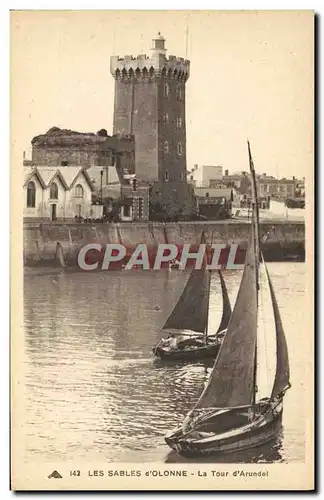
[152, 233, 232, 361]
[164, 142, 291, 455]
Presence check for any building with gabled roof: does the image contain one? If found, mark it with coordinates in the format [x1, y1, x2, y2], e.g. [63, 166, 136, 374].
[24, 166, 95, 221]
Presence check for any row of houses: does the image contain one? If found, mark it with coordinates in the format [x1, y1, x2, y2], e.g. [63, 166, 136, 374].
[24, 161, 306, 223]
[189, 164, 305, 200]
[23, 164, 150, 222]
[24, 163, 237, 222]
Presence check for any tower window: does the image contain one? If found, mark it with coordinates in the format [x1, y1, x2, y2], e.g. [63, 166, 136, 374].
[180, 172, 184, 181]
[177, 142, 183, 156]
[27, 181, 36, 208]
[163, 141, 169, 154]
[176, 116, 182, 128]
[50, 182, 58, 199]
[164, 83, 169, 97]
[163, 113, 168, 124]
[164, 171, 169, 181]
[176, 86, 182, 101]
[138, 197, 144, 218]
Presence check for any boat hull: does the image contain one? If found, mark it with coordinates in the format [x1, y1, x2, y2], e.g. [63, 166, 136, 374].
[153, 342, 220, 361]
[165, 407, 283, 457]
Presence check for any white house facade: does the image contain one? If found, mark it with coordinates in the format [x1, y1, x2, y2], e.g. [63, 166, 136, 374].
[24, 166, 95, 220]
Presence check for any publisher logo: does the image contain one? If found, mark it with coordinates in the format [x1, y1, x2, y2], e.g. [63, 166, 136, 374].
[48, 470, 63, 479]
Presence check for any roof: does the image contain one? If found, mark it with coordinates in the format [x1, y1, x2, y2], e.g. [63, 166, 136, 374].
[223, 174, 245, 181]
[24, 166, 95, 191]
[259, 178, 296, 184]
[154, 32, 165, 41]
[31, 127, 135, 150]
[194, 186, 232, 200]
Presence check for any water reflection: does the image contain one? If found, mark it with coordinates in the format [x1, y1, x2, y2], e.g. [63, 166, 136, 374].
[23, 264, 306, 463]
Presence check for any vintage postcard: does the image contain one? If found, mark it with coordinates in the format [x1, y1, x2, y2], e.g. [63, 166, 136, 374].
[11, 10, 314, 491]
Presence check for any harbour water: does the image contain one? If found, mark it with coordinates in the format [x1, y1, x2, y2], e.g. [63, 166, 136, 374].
[23, 263, 307, 463]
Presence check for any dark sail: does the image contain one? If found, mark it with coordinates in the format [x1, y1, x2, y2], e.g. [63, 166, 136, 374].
[195, 232, 258, 409]
[162, 233, 210, 334]
[265, 266, 291, 397]
[216, 271, 232, 334]
[162, 269, 210, 334]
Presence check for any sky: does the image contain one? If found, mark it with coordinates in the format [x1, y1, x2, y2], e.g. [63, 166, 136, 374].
[11, 10, 314, 179]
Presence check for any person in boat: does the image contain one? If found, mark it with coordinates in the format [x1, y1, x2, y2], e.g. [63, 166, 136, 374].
[160, 334, 178, 350]
[181, 409, 200, 434]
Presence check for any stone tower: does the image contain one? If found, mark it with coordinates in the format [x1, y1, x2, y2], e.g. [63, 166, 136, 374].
[110, 33, 190, 185]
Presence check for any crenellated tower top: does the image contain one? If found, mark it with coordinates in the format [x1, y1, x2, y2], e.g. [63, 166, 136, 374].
[110, 33, 190, 81]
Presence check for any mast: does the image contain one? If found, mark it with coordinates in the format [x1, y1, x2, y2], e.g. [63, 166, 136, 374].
[248, 140, 260, 284]
[248, 141, 260, 407]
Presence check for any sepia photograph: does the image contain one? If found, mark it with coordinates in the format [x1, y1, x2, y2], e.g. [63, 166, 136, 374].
[10, 9, 314, 491]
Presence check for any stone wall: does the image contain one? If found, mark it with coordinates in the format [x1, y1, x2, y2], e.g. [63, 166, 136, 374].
[32, 144, 108, 167]
[24, 220, 305, 267]
[113, 78, 159, 181]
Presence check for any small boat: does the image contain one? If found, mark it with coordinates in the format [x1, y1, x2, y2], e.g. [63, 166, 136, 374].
[153, 233, 232, 361]
[164, 141, 291, 456]
[168, 259, 180, 270]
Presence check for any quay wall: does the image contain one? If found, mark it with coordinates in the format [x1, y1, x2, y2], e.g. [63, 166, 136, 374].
[23, 220, 305, 267]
